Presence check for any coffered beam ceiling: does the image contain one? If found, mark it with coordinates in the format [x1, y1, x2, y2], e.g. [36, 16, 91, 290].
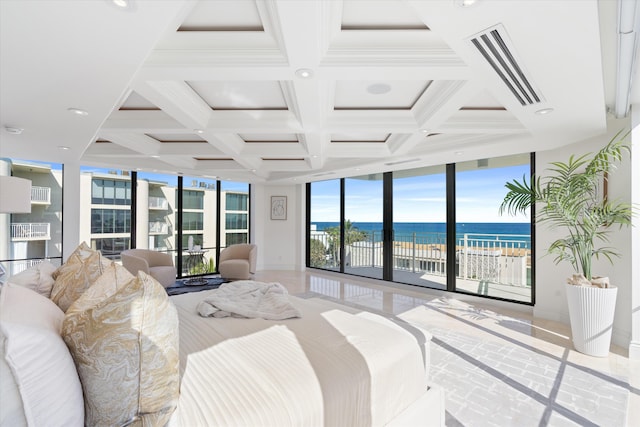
[1, 0, 620, 183]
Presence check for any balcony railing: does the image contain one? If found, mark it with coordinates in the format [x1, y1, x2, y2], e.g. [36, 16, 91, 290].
[149, 221, 169, 234]
[31, 186, 51, 204]
[10, 223, 51, 240]
[310, 230, 531, 287]
[149, 196, 169, 210]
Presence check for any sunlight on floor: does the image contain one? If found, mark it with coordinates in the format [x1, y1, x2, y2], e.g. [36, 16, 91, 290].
[254, 269, 639, 427]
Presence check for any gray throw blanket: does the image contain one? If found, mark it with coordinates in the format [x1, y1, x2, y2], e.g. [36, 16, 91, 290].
[197, 280, 302, 320]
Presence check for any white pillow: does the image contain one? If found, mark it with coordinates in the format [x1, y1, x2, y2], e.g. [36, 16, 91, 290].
[0, 329, 27, 426]
[0, 283, 84, 426]
[6, 261, 57, 298]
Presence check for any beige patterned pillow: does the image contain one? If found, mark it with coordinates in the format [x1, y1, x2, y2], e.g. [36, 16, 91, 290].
[50, 250, 112, 312]
[62, 271, 180, 427]
[52, 241, 95, 279]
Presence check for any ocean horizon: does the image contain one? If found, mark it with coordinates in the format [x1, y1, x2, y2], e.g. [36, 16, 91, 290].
[311, 222, 531, 247]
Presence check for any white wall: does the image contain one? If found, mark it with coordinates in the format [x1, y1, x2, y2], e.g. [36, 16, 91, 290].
[630, 106, 640, 359]
[252, 183, 305, 271]
[533, 118, 634, 350]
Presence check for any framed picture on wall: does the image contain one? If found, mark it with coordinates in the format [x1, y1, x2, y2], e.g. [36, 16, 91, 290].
[270, 195, 287, 220]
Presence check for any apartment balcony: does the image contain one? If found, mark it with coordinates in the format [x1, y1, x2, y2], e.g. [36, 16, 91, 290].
[11, 223, 51, 241]
[149, 221, 169, 234]
[149, 196, 169, 210]
[31, 186, 51, 205]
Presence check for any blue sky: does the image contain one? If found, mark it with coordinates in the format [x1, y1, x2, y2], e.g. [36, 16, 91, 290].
[17, 160, 527, 222]
[312, 164, 531, 223]
[80, 167, 248, 191]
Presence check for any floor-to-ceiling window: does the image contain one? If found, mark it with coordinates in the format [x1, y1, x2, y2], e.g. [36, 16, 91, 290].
[221, 181, 250, 248]
[306, 153, 534, 305]
[182, 176, 217, 276]
[136, 171, 178, 265]
[78, 167, 250, 280]
[83, 168, 132, 260]
[344, 174, 384, 279]
[392, 165, 447, 288]
[309, 179, 341, 271]
[454, 154, 532, 303]
[0, 158, 64, 282]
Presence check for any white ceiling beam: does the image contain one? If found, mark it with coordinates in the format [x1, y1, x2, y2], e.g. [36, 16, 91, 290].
[133, 80, 212, 130]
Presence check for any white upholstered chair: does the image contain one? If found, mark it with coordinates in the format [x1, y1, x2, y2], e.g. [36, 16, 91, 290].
[120, 249, 177, 288]
[218, 244, 257, 280]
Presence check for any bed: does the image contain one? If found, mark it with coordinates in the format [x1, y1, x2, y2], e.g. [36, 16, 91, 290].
[0, 245, 444, 427]
[168, 287, 445, 426]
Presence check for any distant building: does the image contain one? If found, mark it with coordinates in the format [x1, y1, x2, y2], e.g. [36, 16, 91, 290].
[0, 160, 248, 278]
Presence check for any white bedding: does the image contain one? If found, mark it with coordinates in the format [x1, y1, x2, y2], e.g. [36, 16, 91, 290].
[168, 289, 433, 427]
[197, 280, 301, 319]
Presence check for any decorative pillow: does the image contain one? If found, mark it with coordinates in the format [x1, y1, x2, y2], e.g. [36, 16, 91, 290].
[0, 283, 84, 426]
[0, 322, 27, 427]
[63, 271, 180, 427]
[52, 241, 95, 280]
[6, 261, 57, 298]
[50, 250, 112, 312]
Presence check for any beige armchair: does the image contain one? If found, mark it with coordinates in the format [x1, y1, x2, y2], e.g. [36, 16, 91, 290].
[121, 249, 177, 288]
[218, 244, 257, 280]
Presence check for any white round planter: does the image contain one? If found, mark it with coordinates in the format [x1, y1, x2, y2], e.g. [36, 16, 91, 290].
[565, 284, 617, 357]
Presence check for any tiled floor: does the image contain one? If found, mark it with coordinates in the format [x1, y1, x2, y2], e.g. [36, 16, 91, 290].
[253, 269, 639, 427]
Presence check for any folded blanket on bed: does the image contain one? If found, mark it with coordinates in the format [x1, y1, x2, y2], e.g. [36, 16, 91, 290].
[196, 280, 302, 320]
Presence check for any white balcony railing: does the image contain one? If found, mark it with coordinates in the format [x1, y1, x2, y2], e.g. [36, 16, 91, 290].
[149, 196, 168, 210]
[310, 231, 531, 287]
[31, 186, 51, 204]
[10, 223, 51, 240]
[149, 221, 169, 234]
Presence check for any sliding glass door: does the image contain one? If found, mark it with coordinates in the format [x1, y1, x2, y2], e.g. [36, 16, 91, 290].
[306, 153, 534, 305]
[392, 165, 447, 288]
[344, 174, 384, 279]
[309, 179, 341, 271]
[454, 154, 532, 302]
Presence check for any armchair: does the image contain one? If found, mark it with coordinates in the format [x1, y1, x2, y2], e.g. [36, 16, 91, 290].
[121, 249, 177, 288]
[218, 244, 257, 280]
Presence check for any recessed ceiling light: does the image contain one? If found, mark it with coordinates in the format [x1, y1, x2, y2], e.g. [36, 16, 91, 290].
[150, 155, 160, 158]
[113, 0, 128, 7]
[194, 129, 204, 134]
[535, 108, 554, 115]
[455, 151, 463, 155]
[295, 68, 313, 79]
[67, 107, 88, 116]
[367, 83, 391, 95]
[250, 169, 257, 172]
[4, 126, 23, 135]
[421, 129, 429, 134]
[58, 146, 70, 150]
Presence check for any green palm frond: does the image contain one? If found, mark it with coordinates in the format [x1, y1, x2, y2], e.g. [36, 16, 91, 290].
[499, 130, 633, 280]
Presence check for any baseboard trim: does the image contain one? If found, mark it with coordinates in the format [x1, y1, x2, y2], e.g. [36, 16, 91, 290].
[629, 341, 640, 360]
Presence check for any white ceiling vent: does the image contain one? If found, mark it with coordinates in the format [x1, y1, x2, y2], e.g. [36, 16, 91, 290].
[469, 24, 543, 106]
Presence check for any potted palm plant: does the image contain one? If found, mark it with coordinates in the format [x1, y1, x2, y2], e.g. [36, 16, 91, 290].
[499, 130, 633, 357]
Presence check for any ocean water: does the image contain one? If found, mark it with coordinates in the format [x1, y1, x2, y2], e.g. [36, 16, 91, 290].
[312, 222, 531, 247]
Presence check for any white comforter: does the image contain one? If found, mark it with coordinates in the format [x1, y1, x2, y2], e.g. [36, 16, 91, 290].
[169, 289, 430, 427]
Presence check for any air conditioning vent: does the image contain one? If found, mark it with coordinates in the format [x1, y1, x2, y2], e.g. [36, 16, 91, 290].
[469, 24, 542, 106]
